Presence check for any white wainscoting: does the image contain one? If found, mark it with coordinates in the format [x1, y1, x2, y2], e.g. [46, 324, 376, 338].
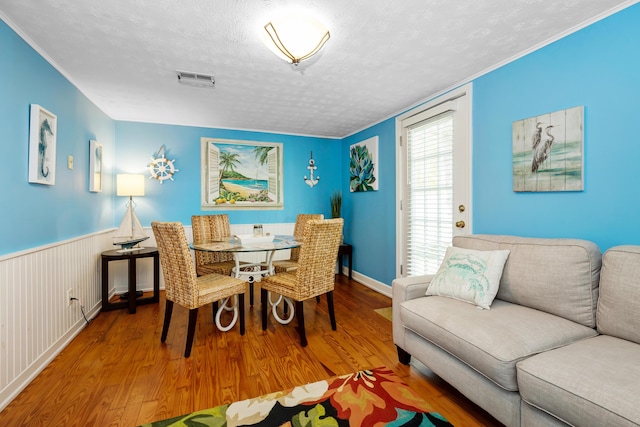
[0, 229, 114, 411]
[0, 222, 296, 411]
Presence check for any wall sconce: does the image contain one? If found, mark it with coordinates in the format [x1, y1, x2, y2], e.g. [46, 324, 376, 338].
[264, 14, 330, 65]
[304, 151, 319, 188]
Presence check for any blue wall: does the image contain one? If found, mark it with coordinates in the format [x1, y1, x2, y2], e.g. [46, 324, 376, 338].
[342, 119, 397, 286]
[114, 122, 341, 227]
[472, 4, 640, 250]
[0, 19, 115, 255]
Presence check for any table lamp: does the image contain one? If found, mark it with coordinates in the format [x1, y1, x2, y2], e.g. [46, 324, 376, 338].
[114, 174, 149, 252]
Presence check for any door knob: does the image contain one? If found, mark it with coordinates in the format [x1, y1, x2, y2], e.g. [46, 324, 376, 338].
[455, 220, 465, 228]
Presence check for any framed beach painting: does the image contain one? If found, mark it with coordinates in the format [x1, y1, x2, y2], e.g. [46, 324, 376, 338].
[201, 138, 284, 209]
[349, 136, 378, 192]
[28, 104, 57, 185]
[89, 140, 102, 192]
[513, 106, 584, 192]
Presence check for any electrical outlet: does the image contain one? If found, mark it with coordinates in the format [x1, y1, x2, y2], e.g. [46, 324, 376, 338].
[67, 288, 73, 306]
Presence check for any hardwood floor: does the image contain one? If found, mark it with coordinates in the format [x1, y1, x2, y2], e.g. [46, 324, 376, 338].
[0, 275, 500, 426]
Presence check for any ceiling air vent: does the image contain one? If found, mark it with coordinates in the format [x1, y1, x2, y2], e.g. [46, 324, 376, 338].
[177, 71, 215, 88]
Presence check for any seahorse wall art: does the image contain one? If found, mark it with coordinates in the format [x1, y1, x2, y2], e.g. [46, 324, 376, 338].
[39, 118, 53, 179]
[28, 104, 57, 185]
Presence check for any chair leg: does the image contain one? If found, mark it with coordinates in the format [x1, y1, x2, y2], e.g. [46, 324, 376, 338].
[249, 281, 254, 306]
[261, 288, 268, 330]
[327, 291, 337, 330]
[161, 300, 174, 342]
[296, 300, 307, 347]
[239, 293, 245, 335]
[185, 308, 198, 358]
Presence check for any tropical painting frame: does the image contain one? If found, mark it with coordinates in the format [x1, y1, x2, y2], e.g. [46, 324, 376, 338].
[349, 136, 379, 192]
[513, 106, 584, 192]
[89, 140, 103, 192]
[28, 104, 57, 185]
[201, 138, 284, 209]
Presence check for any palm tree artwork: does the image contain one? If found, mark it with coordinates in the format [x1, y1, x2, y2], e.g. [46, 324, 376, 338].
[203, 140, 283, 206]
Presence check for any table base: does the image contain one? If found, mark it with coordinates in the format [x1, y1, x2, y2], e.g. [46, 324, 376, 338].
[215, 296, 239, 331]
[269, 293, 295, 324]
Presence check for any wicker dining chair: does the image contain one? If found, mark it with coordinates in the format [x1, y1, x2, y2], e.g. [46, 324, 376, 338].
[272, 213, 324, 273]
[152, 221, 246, 358]
[191, 214, 238, 276]
[260, 218, 343, 347]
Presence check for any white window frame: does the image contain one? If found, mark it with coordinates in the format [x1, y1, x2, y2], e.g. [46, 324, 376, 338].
[395, 83, 473, 278]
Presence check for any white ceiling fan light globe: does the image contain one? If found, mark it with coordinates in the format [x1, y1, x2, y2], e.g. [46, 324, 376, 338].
[263, 14, 330, 64]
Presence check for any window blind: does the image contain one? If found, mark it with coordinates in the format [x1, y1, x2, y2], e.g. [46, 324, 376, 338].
[405, 113, 454, 276]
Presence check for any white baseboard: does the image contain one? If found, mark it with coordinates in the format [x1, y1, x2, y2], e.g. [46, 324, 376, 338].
[343, 267, 392, 298]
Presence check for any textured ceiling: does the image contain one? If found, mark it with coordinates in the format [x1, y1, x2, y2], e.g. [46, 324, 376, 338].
[0, 0, 635, 138]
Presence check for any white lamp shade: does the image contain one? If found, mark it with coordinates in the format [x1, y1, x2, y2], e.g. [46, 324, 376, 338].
[264, 14, 330, 64]
[117, 174, 145, 197]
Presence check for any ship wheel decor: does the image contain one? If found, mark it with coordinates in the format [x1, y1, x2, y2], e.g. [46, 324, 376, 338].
[148, 145, 179, 184]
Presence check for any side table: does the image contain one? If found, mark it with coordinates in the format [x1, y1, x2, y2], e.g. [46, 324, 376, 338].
[101, 247, 160, 314]
[337, 243, 353, 279]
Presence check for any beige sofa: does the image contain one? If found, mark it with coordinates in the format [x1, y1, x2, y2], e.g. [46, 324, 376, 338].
[393, 235, 640, 426]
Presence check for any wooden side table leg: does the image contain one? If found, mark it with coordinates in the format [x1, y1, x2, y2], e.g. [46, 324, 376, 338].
[101, 257, 109, 311]
[128, 258, 137, 314]
[348, 250, 353, 279]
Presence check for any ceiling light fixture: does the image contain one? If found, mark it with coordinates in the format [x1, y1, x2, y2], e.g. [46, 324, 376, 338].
[264, 14, 330, 65]
[176, 71, 215, 88]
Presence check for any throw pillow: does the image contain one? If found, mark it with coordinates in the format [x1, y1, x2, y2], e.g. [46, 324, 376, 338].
[426, 246, 510, 309]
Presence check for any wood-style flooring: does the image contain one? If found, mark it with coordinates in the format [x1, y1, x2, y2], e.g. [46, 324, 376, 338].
[0, 275, 500, 426]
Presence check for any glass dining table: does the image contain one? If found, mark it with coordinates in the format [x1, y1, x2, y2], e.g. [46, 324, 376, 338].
[190, 235, 301, 330]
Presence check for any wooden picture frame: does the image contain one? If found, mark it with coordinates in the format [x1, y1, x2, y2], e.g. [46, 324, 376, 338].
[513, 106, 584, 192]
[201, 138, 284, 209]
[28, 104, 57, 185]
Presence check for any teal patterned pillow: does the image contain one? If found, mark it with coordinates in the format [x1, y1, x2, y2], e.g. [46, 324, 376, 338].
[426, 247, 510, 309]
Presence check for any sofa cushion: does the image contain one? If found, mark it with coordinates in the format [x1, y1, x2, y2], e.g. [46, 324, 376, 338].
[453, 234, 601, 327]
[427, 246, 510, 309]
[517, 335, 640, 426]
[399, 297, 598, 391]
[597, 245, 640, 343]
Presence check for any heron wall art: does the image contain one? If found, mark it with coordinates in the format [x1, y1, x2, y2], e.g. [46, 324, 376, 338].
[512, 106, 583, 192]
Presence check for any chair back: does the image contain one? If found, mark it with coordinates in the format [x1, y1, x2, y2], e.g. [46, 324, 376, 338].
[295, 218, 344, 298]
[152, 221, 198, 308]
[290, 213, 324, 261]
[191, 214, 234, 267]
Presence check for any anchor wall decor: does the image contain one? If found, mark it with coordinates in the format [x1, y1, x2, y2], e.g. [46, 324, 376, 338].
[303, 151, 319, 187]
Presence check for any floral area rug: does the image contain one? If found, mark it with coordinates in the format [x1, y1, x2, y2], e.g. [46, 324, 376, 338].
[141, 366, 452, 426]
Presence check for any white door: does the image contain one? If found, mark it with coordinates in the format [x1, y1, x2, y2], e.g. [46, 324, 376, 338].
[396, 84, 472, 277]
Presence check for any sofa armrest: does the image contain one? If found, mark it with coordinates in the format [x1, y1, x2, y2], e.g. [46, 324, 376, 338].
[392, 275, 433, 304]
[392, 275, 434, 352]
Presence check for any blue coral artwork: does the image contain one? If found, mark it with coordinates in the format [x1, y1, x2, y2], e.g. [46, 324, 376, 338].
[349, 136, 378, 192]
